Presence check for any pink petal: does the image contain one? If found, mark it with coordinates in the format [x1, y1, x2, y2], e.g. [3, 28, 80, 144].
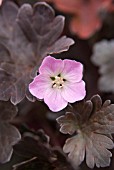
[62, 59, 83, 82]
[44, 88, 68, 112]
[62, 81, 86, 103]
[0, 0, 2, 5]
[29, 74, 52, 99]
[39, 56, 64, 76]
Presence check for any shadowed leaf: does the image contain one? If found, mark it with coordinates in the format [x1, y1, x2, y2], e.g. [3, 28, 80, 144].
[13, 131, 75, 170]
[0, 101, 21, 163]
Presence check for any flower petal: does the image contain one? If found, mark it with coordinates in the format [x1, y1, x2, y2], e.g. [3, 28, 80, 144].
[39, 56, 64, 76]
[62, 80, 86, 103]
[62, 59, 83, 82]
[44, 88, 67, 112]
[29, 74, 51, 99]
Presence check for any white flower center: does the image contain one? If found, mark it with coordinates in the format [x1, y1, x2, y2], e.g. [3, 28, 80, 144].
[51, 74, 66, 89]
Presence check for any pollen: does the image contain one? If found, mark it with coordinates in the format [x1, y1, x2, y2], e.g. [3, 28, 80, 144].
[51, 74, 66, 88]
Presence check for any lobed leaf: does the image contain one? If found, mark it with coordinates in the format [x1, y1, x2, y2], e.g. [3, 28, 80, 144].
[0, 1, 18, 41]
[56, 112, 78, 135]
[0, 1, 74, 105]
[63, 133, 85, 166]
[57, 95, 114, 168]
[0, 101, 21, 163]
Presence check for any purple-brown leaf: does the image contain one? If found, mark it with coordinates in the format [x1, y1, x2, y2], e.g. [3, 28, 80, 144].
[56, 112, 77, 135]
[57, 95, 114, 168]
[0, 101, 21, 163]
[13, 131, 75, 170]
[0, 1, 74, 105]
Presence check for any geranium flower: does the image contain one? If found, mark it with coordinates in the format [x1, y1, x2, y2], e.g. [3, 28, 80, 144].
[29, 56, 86, 112]
[46, 0, 112, 39]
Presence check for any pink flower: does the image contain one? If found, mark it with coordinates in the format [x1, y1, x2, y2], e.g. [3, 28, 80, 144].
[29, 56, 86, 112]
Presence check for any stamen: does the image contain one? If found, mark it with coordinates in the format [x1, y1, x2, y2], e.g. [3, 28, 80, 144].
[50, 77, 55, 81]
[51, 74, 66, 89]
[63, 78, 66, 81]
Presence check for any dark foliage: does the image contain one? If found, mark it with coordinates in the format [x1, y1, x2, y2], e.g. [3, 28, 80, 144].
[0, 1, 74, 105]
[57, 95, 114, 168]
[13, 131, 75, 170]
[1, 0, 114, 170]
[0, 101, 21, 163]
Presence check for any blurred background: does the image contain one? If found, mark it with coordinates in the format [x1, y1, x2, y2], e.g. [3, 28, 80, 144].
[1, 0, 114, 170]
